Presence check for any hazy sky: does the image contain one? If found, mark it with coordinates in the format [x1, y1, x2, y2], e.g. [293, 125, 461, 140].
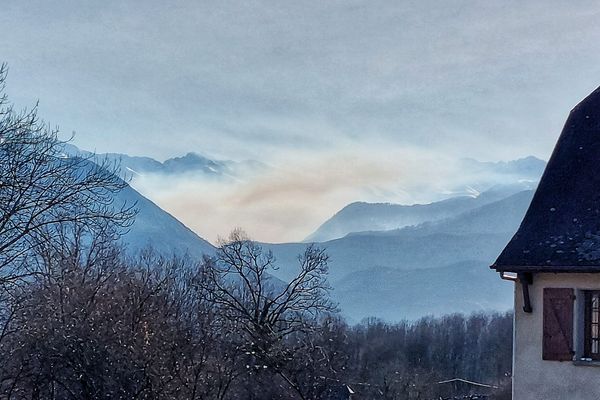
[3, 1, 600, 242]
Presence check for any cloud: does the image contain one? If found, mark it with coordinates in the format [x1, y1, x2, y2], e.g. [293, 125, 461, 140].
[2, 0, 600, 164]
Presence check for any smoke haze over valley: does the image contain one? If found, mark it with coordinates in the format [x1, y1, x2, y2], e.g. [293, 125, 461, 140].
[70, 144, 544, 243]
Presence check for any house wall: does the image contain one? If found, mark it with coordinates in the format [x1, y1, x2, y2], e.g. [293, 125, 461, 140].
[513, 273, 600, 400]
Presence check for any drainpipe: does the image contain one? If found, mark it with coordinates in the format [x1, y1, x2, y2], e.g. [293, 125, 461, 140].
[518, 272, 533, 313]
[500, 271, 533, 313]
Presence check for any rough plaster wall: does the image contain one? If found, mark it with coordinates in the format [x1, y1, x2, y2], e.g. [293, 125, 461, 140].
[513, 273, 600, 400]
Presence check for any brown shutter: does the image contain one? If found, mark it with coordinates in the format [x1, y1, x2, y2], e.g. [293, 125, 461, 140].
[542, 288, 574, 361]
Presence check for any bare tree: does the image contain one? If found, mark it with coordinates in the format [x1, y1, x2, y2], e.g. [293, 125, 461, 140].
[0, 63, 136, 286]
[200, 230, 337, 399]
[0, 63, 137, 398]
[0, 238, 226, 399]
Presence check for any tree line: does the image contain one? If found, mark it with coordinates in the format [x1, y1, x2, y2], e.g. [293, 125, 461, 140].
[0, 64, 512, 399]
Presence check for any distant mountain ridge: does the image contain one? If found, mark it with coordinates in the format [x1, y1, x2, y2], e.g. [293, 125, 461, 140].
[266, 189, 535, 321]
[459, 155, 546, 179]
[268, 190, 534, 278]
[306, 180, 540, 242]
[63, 144, 268, 181]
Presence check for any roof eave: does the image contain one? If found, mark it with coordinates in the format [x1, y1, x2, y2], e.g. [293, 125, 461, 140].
[490, 264, 600, 273]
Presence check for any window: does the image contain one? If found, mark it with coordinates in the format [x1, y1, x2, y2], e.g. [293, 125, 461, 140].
[584, 291, 600, 360]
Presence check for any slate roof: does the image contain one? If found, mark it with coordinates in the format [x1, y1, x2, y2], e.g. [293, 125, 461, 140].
[492, 86, 600, 272]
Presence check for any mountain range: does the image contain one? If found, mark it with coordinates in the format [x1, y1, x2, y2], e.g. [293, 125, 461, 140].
[265, 189, 534, 321]
[63, 144, 267, 181]
[68, 146, 545, 322]
[306, 156, 545, 242]
[306, 181, 538, 242]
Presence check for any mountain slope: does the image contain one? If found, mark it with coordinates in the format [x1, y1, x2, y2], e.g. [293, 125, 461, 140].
[116, 184, 215, 258]
[266, 190, 534, 321]
[334, 261, 512, 322]
[360, 189, 535, 238]
[57, 155, 216, 259]
[306, 181, 538, 242]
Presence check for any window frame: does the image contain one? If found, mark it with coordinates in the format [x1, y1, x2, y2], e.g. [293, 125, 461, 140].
[583, 290, 600, 361]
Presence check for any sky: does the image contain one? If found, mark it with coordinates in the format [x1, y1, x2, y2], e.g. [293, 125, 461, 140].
[3, 1, 600, 242]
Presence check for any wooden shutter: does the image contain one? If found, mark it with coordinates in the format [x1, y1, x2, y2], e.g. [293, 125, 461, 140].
[542, 288, 574, 361]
